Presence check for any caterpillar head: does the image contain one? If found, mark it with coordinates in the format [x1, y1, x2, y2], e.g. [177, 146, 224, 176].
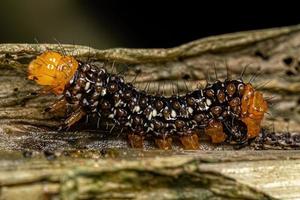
[241, 83, 268, 138]
[28, 51, 78, 95]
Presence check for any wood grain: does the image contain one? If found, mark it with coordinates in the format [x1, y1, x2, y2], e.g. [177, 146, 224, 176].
[1, 24, 300, 199]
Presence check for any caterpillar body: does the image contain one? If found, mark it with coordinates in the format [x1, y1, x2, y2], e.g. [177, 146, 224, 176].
[28, 51, 268, 150]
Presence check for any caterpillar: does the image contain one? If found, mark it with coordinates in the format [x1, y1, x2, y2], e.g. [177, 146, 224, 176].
[27, 51, 268, 150]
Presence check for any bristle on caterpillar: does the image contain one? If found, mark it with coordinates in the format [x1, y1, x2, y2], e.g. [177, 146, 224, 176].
[28, 51, 268, 149]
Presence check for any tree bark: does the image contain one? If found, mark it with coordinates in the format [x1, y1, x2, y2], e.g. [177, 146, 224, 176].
[1, 25, 300, 199]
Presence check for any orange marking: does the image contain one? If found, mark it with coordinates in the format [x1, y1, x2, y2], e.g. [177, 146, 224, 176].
[155, 137, 172, 150]
[128, 134, 144, 148]
[241, 83, 268, 138]
[179, 133, 199, 150]
[205, 120, 227, 143]
[28, 51, 78, 95]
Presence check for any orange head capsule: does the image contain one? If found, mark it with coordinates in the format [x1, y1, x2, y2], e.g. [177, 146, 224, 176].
[28, 51, 78, 95]
[241, 83, 268, 138]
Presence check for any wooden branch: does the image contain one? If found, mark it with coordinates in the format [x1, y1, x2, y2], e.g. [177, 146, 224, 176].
[1, 25, 300, 199]
[2, 150, 300, 199]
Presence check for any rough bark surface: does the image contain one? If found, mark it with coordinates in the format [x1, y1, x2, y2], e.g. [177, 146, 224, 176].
[1, 25, 300, 199]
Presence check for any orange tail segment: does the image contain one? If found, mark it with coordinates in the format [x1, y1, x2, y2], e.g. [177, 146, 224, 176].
[241, 83, 268, 138]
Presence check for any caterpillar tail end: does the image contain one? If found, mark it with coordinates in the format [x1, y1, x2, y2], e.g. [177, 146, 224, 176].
[241, 83, 268, 139]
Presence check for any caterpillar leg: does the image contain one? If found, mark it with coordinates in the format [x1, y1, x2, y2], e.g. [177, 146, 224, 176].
[242, 117, 262, 138]
[155, 137, 172, 150]
[128, 133, 144, 148]
[205, 120, 227, 143]
[179, 133, 199, 150]
[63, 108, 86, 129]
[45, 97, 67, 113]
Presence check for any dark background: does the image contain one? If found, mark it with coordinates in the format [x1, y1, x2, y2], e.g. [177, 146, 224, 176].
[0, 1, 299, 49]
